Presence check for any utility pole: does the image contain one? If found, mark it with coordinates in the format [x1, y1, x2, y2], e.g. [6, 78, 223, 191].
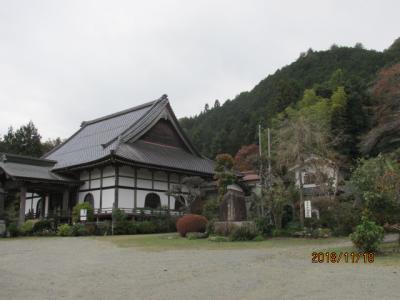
[258, 124, 264, 216]
[267, 128, 271, 182]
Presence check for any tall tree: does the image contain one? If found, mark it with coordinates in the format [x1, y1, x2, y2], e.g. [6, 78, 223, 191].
[1, 121, 43, 157]
[361, 63, 400, 155]
[234, 144, 259, 171]
[273, 115, 335, 227]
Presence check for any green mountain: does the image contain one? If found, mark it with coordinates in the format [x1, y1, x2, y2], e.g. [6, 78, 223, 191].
[180, 39, 400, 159]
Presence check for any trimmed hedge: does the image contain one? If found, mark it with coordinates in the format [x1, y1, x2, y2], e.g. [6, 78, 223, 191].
[176, 214, 208, 237]
[229, 223, 260, 241]
[20, 220, 36, 236]
[33, 219, 54, 234]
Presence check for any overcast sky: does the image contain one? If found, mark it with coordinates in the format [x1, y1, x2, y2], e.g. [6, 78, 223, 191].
[0, 0, 399, 140]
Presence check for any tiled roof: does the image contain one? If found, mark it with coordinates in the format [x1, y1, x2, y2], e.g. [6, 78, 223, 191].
[44, 95, 215, 175]
[0, 153, 77, 183]
[116, 140, 215, 175]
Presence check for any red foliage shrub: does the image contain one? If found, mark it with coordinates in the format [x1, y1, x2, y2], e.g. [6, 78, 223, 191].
[176, 214, 208, 237]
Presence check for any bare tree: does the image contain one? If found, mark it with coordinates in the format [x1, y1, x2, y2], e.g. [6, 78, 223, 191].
[274, 115, 335, 227]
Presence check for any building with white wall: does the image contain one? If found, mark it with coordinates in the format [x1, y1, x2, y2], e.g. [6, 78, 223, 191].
[0, 95, 215, 224]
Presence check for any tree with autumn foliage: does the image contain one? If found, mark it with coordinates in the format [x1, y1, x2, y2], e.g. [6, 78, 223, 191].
[361, 63, 400, 155]
[234, 144, 259, 171]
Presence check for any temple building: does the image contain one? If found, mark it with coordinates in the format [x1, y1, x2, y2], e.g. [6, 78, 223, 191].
[0, 95, 215, 225]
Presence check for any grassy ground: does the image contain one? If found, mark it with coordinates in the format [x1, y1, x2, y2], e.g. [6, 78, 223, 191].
[99, 233, 349, 251]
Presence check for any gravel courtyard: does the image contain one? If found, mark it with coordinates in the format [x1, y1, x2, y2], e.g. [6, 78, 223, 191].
[0, 236, 399, 300]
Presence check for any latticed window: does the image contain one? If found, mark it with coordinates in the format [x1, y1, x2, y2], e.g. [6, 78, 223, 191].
[84, 193, 94, 207]
[145, 193, 161, 209]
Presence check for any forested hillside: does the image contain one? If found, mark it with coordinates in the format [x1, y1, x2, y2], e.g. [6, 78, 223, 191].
[180, 39, 400, 160]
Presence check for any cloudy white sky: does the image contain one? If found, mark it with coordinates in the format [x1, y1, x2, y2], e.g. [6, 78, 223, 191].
[0, 0, 399, 140]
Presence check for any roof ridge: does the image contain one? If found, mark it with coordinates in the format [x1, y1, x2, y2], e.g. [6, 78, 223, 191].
[42, 95, 168, 159]
[1, 152, 57, 166]
[101, 96, 168, 150]
[81, 95, 168, 127]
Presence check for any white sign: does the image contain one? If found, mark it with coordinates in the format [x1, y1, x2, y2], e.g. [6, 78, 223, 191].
[80, 209, 87, 221]
[304, 200, 312, 218]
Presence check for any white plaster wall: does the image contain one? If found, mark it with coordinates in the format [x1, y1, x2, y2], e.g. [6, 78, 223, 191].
[92, 190, 101, 209]
[154, 171, 167, 181]
[91, 168, 101, 178]
[136, 190, 146, 208]
[25, 196, 41, 214]
[25, 199, 32, 214]
[137, 168, 151, 179]
[119, 165, 134, 177]
[102, 189, 115, 209]
[137, 179, 152, 189]
[103, 177, 115, 187]
[81, 180, 90, 190]
[91, 179, 101, 189]
[119, 176, 134, 187]
[32, 197, 40, 213]
[157, 192, 169, 208]
[154, 181, 168, 190]
[118, 188, 134, 209]
[103, 165, 115, 177]
[78, 192, 86, 203]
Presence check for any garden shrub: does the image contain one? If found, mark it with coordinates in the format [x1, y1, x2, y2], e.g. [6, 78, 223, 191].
[255, 217, 275, 236]
[57, 224, 73, 236]
[153, 216, 177, 233]
[71, 223, 88, 236]
[350, 215, 384, 252]
[8, 223, 19, 237]
[202, 197, 219, 220]
[114, 220, 136, 235]
[206, 220, 215, 235]
[176, 214, 208, 237]
[229, 223, 260, 241]
[213, 221, 237, 236]
[33, 219, 54, 235]
[253, 234, 264, 241]
[20, 220, 35, 236]
[72, 202, 94, 223]
[317, 201, 362, 236]
[186, 232, 208, 240]
[136, 221, 157, 234]
[95, 222, 111, 236]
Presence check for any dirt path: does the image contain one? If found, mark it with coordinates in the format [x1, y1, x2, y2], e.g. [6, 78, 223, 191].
[0, 236, 399, 300]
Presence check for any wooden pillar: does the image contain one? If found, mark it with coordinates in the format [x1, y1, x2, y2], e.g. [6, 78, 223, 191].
[99, 168, 103, 212]
[44, 194, 50, 218]
[62, 189, 69, 215]
[114, 165, 119, 209]
[18, 186, 27, 226]
[134, 168, 137, 209]
[167, 173, 171, 212]
[0, 186, 5, 219]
